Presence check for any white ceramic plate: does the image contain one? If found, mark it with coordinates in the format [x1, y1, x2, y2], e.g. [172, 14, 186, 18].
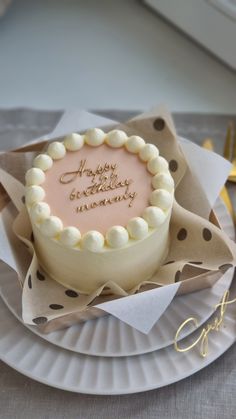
[0, 264, 233, 357]
[0, 199, 234, 357]
[0, 200, 234, 357]
[0, 283, 235, 395]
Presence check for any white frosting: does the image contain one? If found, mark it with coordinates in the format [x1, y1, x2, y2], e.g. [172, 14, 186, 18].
[85, 128, 105, 146]
[150, 189, 173, 210]
[152, 172, 174, 192]
[30, 202, 51, 223]
[106, 226, 129, 248]
[47, 141, 66, 160]
[125, 135, 145, 153]
[127, 217, 148, 240]
[25, 185, 45, 206]
[60, 227, 81, 247]
[139, 144, 159, 162]
[28, 129, 174, 255]
[64, 133, 84, 151]
[33, 154, 53, 171]
[143, 206, 166, 228]
[81, 230, 105, 252]
[33, 214, 170, 293]
[25, 168, 45, 186]
[40, 216, 63, 238]
[27, 128, 174, 292]
[106, 130, 127, 148]
[147, 156, 169, 175]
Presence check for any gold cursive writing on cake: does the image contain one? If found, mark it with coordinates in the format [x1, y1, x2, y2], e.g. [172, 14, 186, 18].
[76, 191, 137, 212]
[69, 175, 133, 200]
[60, 160, 118, 184]
[59, 159, 138, 211]
[174, 290, 236, 357]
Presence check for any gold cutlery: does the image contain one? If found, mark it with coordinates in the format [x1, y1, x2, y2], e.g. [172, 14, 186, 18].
[202, 136, 235, 223]
[223, 123, 236, 182]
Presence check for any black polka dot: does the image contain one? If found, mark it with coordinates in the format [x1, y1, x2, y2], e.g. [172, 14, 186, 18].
[203, 228, 212, 241]
[31, 232, 34, 243]
[219, 263, 233, 272]
[175, 271, 181, 282]
[177, 228, 187, 241]
[28, 275, 32, 289]
[36, 270, 45, 281]
[21, 196, 25, 204]
[188, 261, 203, 265]
[163, 260, 175, 265]
[32, 316, 48, 325]
[49, 304, 64, 310]
[65, 289, 79, 298]
[169, 160, 178, 172]
[153, 118, 165, 131]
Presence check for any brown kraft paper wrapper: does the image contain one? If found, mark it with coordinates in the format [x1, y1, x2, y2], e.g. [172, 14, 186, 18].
[0, 108, 235, 334]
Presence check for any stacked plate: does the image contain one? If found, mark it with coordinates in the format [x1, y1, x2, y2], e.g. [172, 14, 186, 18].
[0, 199, 235, 394]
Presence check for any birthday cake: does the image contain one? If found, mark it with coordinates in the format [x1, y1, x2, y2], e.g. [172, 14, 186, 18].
[24, 128, 174, 293]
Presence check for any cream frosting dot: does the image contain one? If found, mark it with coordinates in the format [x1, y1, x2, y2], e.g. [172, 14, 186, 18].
[139, 144, 159, 162]
[60, 227, 81, 247]
[64, 133, 84, 151]
[147, 156, 169, 175]
[25, 168, 45, 186]
[125, 135, 145, 153]
[81, 230, 104, 252]
[142, 206, 166, 228]
[47, 141, 66, 160]
[25, 185, 45, 206]
[40, 216, 63, 238]
[106, 226, 129, 248]
[150, 189, 173, 210]
[33, 154, 53, 171]
[127, 217, 148, 240]
[106, 130, 127, 148]
[30, 202, 51, 223]
[85, 128, 105, 146]
[28, 129, 174, 250]
[152, 172, 174, 192]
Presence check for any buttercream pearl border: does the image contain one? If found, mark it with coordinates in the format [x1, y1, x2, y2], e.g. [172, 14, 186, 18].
[25, 128, 174, 251]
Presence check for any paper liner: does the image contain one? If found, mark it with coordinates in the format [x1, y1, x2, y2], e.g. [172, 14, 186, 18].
[0, 108, 235, 334]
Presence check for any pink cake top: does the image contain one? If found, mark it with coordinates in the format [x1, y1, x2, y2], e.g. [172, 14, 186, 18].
[43, 144, 153, 235]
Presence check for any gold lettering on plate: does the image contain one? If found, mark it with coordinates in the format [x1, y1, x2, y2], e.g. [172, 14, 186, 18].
[59, 159, 138, 212]
[174, 290, 236, 357]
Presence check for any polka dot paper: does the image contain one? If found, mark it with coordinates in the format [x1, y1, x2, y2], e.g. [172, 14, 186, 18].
[0, 108, 235, 334]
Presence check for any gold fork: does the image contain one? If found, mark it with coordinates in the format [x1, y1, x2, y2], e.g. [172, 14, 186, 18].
[202, 137, 235, 222]
[223, 123, 236, 182]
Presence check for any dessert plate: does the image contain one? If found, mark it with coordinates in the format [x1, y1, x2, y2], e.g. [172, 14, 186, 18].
[0, 263, 233, 357]
[0, 199, 234, 357]
[0, 281, 235, 395]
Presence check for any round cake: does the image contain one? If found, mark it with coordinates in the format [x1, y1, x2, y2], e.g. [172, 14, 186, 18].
[25, 128, 174, 293]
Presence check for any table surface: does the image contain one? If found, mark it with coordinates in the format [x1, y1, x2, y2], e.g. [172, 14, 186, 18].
[0, 108, 236, 419]
[1, 0, 236, 113]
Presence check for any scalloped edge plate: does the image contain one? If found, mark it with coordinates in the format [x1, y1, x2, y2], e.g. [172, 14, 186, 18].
[0, 199, 234, 357]
[0, 278, 235, 395]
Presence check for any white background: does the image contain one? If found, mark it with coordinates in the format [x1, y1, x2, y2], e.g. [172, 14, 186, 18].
[0, 0, 236, 112]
